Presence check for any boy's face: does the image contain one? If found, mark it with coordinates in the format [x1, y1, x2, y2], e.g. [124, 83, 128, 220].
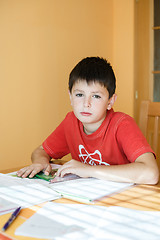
[69, 80, 116, 133]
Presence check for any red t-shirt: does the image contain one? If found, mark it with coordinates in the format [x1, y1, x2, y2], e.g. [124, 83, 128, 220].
[42, 109, 154, 166]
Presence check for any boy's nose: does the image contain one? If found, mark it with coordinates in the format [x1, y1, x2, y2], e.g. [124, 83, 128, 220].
[84, 97, 91, 108]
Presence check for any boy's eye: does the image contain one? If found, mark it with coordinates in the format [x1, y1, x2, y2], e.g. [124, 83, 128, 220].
[75, 93, 83, 97]
[93, 95, 101, 99]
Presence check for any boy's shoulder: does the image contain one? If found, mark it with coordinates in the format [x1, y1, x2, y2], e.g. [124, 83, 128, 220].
[107, 109, 136, 127]
[63, 111, 77, 123]
[108, 109, 133, 120]
[65, 111, 75, 119]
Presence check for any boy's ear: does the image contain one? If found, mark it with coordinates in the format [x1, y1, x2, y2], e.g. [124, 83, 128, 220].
[68, 90, 72, 106]
[107, 94, 117, 110]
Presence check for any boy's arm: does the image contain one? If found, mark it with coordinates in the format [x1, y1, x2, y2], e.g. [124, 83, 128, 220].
[17, 145, 52, 178]
[56, 152, 159, 185]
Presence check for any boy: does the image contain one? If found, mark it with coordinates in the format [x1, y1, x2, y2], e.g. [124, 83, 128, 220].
[17, 57, 159, 184]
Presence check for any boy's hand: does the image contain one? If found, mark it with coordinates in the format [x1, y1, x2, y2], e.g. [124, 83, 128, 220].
[17, 163, 52, 178]
[56, 159, 91, 178]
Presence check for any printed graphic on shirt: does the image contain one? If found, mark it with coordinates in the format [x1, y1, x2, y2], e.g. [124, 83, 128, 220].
[78, 145, 110, 166]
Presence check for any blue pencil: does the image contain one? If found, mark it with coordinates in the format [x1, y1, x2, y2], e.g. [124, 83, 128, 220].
[1, 207, 21, 231]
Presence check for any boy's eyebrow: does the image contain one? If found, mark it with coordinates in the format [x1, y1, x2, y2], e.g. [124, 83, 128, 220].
[73, 89, 84, 92]
[73, 89, 104, 94]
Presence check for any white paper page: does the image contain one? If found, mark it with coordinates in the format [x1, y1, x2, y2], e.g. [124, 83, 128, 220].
[0, 197, 19, 215]
[15, 203, 84, 239]
[50, 178, 133, 203]
[0, 173, 60, 213]
[15, 202, 160, 240]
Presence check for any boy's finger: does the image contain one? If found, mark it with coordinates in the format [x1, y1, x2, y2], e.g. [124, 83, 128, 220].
[17, 167, 27, 176]
[56, 166, 63, 177]
[21, 169, 33, 178]
[44, 165, 52, 175]
[23, 166, 41, 178]
[28, 169, 39, 178]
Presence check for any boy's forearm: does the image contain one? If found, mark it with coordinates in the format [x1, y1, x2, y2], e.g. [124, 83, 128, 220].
[91, 163, 145, 184]
[91, 154, 159, 185]
[31, 145, 51, 164]
[57, 153, 159, 185]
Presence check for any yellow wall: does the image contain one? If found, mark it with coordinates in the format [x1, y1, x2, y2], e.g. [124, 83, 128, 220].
[0, 0, 135, 171]
[112, 0, 135, 115]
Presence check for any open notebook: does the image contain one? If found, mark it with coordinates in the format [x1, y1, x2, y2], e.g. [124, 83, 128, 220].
[1, 164, 134, 212]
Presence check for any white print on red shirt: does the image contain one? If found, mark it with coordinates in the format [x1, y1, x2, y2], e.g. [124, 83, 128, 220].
[78, 145, 110, 166]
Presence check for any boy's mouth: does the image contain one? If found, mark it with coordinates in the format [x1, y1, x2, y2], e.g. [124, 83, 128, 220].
[80, 112, 92, 116]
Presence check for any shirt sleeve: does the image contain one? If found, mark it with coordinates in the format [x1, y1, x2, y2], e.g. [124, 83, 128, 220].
[42, 115, 70, 159]
[115, 114, 155, 162]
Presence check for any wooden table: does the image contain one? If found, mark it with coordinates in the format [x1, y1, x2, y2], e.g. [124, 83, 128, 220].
[0, 170, 160, 240]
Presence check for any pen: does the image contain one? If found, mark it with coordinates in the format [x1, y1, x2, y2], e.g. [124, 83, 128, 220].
[1, 207, 21, 232]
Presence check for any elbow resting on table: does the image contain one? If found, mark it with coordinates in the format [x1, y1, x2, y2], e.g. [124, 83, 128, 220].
[145, 168, 159, 185]
[135, 153, 159, 185]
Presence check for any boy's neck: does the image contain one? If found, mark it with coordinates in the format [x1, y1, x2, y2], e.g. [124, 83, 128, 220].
[83, 117, 106, 135]
[83, 126, 94, 135]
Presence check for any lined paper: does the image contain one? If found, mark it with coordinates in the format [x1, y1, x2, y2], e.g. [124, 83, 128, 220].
[0, 173, 60, 215]
[15, 202, 160, 240]
[50, 178, 133, 203]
